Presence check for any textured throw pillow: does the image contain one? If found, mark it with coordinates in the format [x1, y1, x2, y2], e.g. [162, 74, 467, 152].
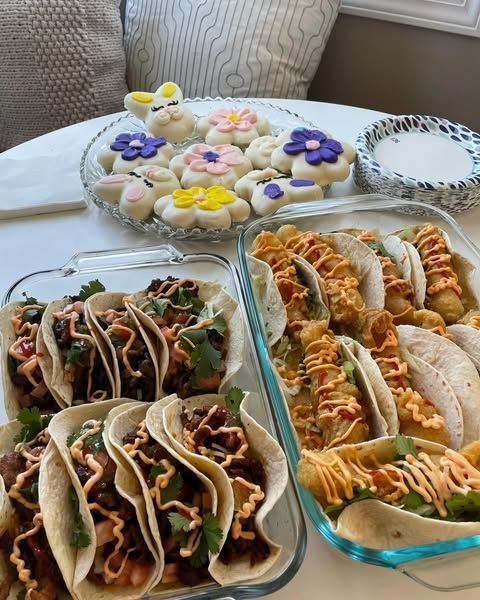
[124, 0, 339, 99]
[0, 0, 128, 151]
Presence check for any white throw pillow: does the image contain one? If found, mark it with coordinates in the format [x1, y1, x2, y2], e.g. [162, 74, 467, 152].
[124, 0, 339, 99]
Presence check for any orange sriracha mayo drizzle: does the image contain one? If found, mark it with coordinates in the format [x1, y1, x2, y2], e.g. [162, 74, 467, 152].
[413, 224, 463, 297]
[465, 314, 480, 330]
[52, 303, 108, 402]
[70, 420, 128, 582]
[9, 304, 44, 387]
[123, 420, 204, 558]
[368, 333, 445, 430]
[183, 405, 262, 541]
[357, 230, 413, 317]
[282, 230, 362, 314]
[8, 429, 50, 595]
[301, 446, 480, 518]
[303, 335, 364, 449]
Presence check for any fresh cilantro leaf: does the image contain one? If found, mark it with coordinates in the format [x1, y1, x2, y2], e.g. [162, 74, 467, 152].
[7, 354, 18, 379]
[181, 329, 207, 348]
[22, 305, 46, 323]
[14, 408, 53, 444]
[138, 298, 168, 318]
[168, 512, 192, 533]
[171, 286, 204, 315]
[189, 531, 210, 568]
[172, 528, 188, 547]
[446, 491, 480, 521]
[395, 434, 418, 459]
[161, 472, 184, 504]
[149, 463, 166, 483]
[198, 305, 227, 336]
[404, 489, 425, 510]
[109, 333, 127, 348]
[201, 511, 223, 555]
[342, 361, 356, 385]
[191, 339, 222, 382]
[21, 480, 39, 503]
[69, 486, 91, 548]
[324, 501, 346, 517]
[78, 280, 106, 302]
[17, 592, 26, 600]
[306, 291, 320, 320]
[67, 419, 105, 452]
[22, 292, 38, 305]
[367, 241, 395, 261]
[323, 487, 377, 519]
[225, 387, 245, 414]
[66, 340, 92, 367]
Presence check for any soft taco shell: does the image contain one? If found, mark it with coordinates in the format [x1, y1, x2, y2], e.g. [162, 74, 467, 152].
[126, 280, 244, 395]
[0, 302, 64, 418]
[397, 325, 480, 444]
[150, 392, 287, 584]
[47, 398, 158, 599]
[319, 233, 385, 308]
[38, 298, 115, 407]
[447, 324, 480, 370]
[85, 291, 163, 401]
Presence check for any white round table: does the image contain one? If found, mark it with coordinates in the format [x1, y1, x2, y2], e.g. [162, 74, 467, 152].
[1, 99, 480, 600]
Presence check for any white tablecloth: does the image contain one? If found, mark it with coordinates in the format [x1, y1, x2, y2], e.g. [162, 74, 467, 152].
[1, 99, 480, 599]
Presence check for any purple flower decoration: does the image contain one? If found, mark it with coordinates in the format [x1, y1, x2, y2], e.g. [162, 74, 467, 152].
[110, 132, 167, 161]
[283, 128, 344, 166]
[202, 150, 220, 162]
[264, 183, 284, 199]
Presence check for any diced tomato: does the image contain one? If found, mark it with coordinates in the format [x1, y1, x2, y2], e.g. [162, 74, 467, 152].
[202, 492, 212, 511]
[19, 340, 34, 358]
[339, 410, 362, 422]
[35, 351, 44, 358]
[196, 371, 221, 390]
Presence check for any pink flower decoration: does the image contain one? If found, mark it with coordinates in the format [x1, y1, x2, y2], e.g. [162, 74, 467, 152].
[184, 143, 243, 175]
[208, 107, 258, 133]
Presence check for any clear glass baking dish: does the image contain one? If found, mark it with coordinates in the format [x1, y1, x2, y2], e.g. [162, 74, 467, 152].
[237, 194, 480, 591]
[2, 244, 306, 600]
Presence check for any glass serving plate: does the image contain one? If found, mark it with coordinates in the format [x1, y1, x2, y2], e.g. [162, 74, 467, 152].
[237, 194, 480, 591]
[79, 98, 319, 242]
[2, 244, 306, 600]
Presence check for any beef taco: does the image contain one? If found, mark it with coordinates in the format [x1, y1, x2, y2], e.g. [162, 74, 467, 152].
[0, 298, 62, 418]
[352, 309, 461, 448]
[108, 399, 227, 588]
[151, 390, 287, 584]
[0, 409, 68, 599]
[124, 277, 243, 398]
[86, 292, 164, 403]
[297, 434, 480, 549]
[47, 399, 159, 599]
[38, 283, 115, 407]
[397, 324, 480, 444]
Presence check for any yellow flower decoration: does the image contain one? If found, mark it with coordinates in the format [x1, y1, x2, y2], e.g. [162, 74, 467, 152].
[160, 82, 177, 97]
[173, 186, 235, 211]
[131, 91, 154, 103]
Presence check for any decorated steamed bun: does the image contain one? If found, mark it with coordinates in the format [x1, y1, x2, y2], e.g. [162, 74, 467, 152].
[235, 167, 323, 216]
[94, 165, 180, 220]
[124, 82, 195, 142]
[97, 132, 175, 173]
[271, 127, 355, 186]
[170, 143, 252, 189]
[196, 106, 271, 147]
[154, 185, 251, 230]
[245, 135, 280, 169]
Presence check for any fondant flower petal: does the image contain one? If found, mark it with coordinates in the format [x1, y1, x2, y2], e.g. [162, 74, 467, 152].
[305, 149, 323, 165]
[110, 140, 130, 151]
[140, 145, 158, 158]
[319, 147, 339, 163]
[115, 133, 133, 142]
[283, 141, 306, 155]
[310, 130, 327, 143]
[216, 119, 236, 132]
[206, 161, 230, 175]
[188, 159, 209, 171]
[323, 138, 344, 153]
[290, 128, 310, 143]
[190, 143, 213, 155]
[132, 132, 147, 141]
[121, 147, 140, 160]
[150, 136, 167, 147]
[218, 151, 243, 165]
[236, 120, 254, 131]
[215, 144, 240, 155]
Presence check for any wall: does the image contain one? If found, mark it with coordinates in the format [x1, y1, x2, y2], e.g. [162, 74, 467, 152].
[309, 14, 480, 131]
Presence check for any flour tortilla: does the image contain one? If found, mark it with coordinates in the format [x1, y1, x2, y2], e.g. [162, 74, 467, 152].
[47, 398, 159, 599]
[85, 291, 163, 401]
[0, 302, 64, 418]
[319, 233, 385, 308]
[38, 297, 116, 407]
[126, 280, 244, 394]
[397, 325, 480, 443]
[150, 392, 287, 584]
[308, 436, 480, 549]
[447, 324, 480, 370]
[108, 397, 230, 590]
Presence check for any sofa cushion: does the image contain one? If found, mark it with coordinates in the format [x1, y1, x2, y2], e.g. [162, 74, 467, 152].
[0, 0, 128, 151]
[124, 0, 339, 99]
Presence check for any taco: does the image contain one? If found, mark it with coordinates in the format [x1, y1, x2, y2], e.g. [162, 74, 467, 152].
[397, 223, 479, 324]
[86, 291, 164, 402]
[272, 225, 385, 325]
[343, 229, 448, 333]
[108, 399, 227, 588]
[353, 309, 460, 448]
[38, 282, 115, 407]
[123, 277, 243, 398]
[47, 399, 159, 598]
[397, 324, 480, 444]
[152, 390, 287, 584]
[0, 409, 68, 599]
[447, 310, 480, 370]
[297, 434, 480, 549]
[0, 297, 62, 418]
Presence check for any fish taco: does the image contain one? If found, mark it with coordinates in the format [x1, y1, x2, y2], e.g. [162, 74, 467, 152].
[150, 390, 287, 584]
